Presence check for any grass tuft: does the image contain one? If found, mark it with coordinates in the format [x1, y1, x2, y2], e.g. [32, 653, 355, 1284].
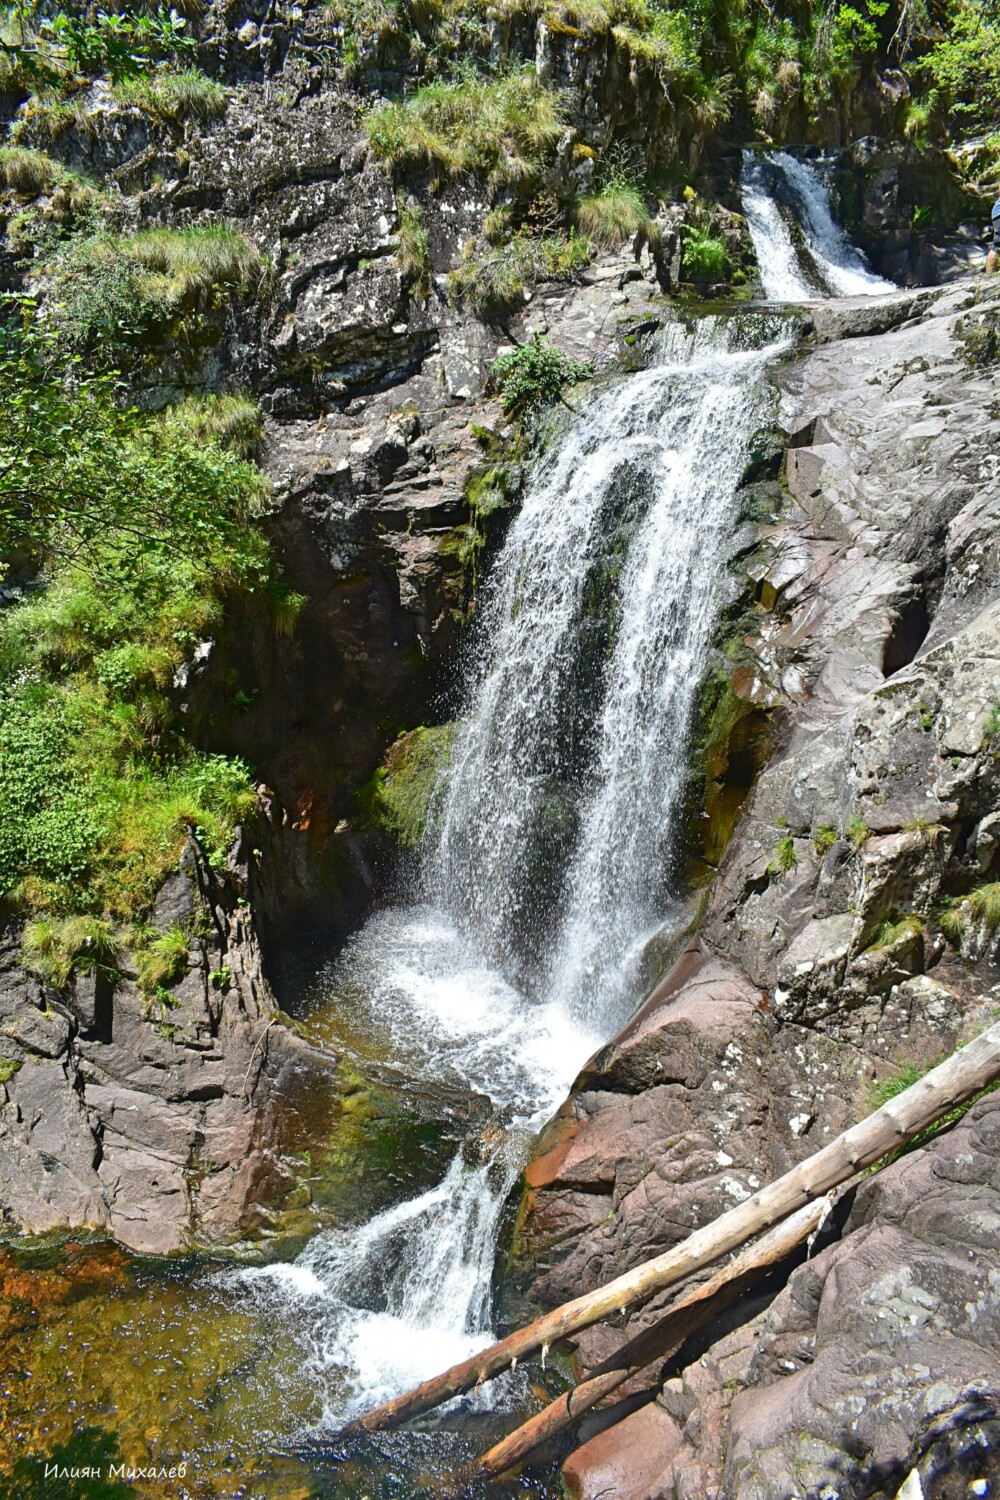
[113, 68, 227, 124]
[576, 181, 653, 249]
[0, 144, 58, 195]
[366, 68, 567, 191]
[159, 393, 265, 462]
[448, 231, 590, 317]
[969, 881, 1000, 935]
[22, 914, 121, 988]
[134, 923, 190, 992]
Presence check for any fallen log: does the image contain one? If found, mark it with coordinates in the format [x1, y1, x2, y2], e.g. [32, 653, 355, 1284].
[470, 1194, 833, 1479]
[346, 1018, 1000, 1437]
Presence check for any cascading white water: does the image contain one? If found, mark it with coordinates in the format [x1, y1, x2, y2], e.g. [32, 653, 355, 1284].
[742, 148, 894, 300]
[223, 314, 790, 1434]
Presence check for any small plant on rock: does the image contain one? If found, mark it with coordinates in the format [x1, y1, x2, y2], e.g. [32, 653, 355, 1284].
[134, 922, 190, 993]
[938, 897, 968, 947]
[114, 68, 228, 124]
[396, 199, 430, 295]
[490, 333, 592, 417]
[770, 834, 798, 874]
[868, 913, 923, 950]
[680, 224, 729, 283]
[845, 814, 870, 850]
[812, 824, 837, 855]
[576, 180, 654, 250]
[22, 915, 121, 988]
[969, 881, 1000, 934]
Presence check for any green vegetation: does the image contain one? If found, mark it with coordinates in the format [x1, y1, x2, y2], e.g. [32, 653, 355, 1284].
[867, 1047, 1000, 1168]
[490, 333, 592, 417]
[0, 4, 195, 93]
[366, 724, 456, 849]
[0, 143, 57, 193]
[48, 224, 270, 364]
[0, 304, 273, 935]
[157, 393, 265, 462]
[576, 181, 654, 250]
[812, 823, 838, 855]
[867, 912, 923, 950]
[938, 896, 968, 946]
[984, 699, 1000, 739]
[21, 914, 121, 987]
[681, 223, 730, 283]
[770, 834, 798, 874]
[366, 68, 566, 190]
[396, 199, 430, 294]
[938, 882, 1000, 948]
[113, 68, 228, 125]
[0, 1057, 22, 1086]
[969, 881, 1000, 934]
[448, 231, 590, 316]
[846, 814, 870, 850]
[133, 922, 190, 993]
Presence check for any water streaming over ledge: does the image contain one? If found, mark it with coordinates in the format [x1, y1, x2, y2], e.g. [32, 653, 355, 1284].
[221, 313, 792, 1437]
[741, 148, 895, 300]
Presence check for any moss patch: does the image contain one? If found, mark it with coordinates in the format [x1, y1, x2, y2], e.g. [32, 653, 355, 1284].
[362, 723, 456, 850]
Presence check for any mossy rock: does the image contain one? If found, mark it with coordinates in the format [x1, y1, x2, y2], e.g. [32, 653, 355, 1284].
[364, 722, 455, 850]
[684, 661, 775, 878]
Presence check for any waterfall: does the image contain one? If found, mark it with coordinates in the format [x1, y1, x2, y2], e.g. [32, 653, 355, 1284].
[741, 149, 894, 300]
[222, 313, 790, 1434]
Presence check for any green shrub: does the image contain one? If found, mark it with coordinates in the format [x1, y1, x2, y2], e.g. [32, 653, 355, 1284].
[0, 302, 271, 922]
[938, 897, 968, 947]
[680, 224, 729, 282]
[366, 67, 567, 190]
[912, 3, 1000, 133]
[113, 68, 228, 124]
[490, 332, 593, 417]
[845, 814, 870, 850]
[867, 913, 922, 950]
[49, 224, 269, 359]
[0, 3, 195, 94]
[771, 834, 798, 873]
[576, 181, 653, 249]
[812, 824, 837, 854]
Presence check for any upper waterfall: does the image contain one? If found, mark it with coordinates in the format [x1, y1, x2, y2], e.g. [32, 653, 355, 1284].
[741, 149, 895, 300]
[429, 316, 790, 1028]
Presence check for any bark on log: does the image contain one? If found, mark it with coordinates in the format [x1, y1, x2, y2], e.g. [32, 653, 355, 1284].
[346, 1019, 1000, 1437]
[470, 1196, 832, 1479]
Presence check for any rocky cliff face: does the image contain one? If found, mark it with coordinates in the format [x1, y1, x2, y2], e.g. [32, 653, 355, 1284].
[510, 279, 1000, 1494]
[0, 833, 331, 1253]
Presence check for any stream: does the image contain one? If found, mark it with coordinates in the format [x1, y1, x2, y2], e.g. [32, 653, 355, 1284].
[0, 153, 895, 1500]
